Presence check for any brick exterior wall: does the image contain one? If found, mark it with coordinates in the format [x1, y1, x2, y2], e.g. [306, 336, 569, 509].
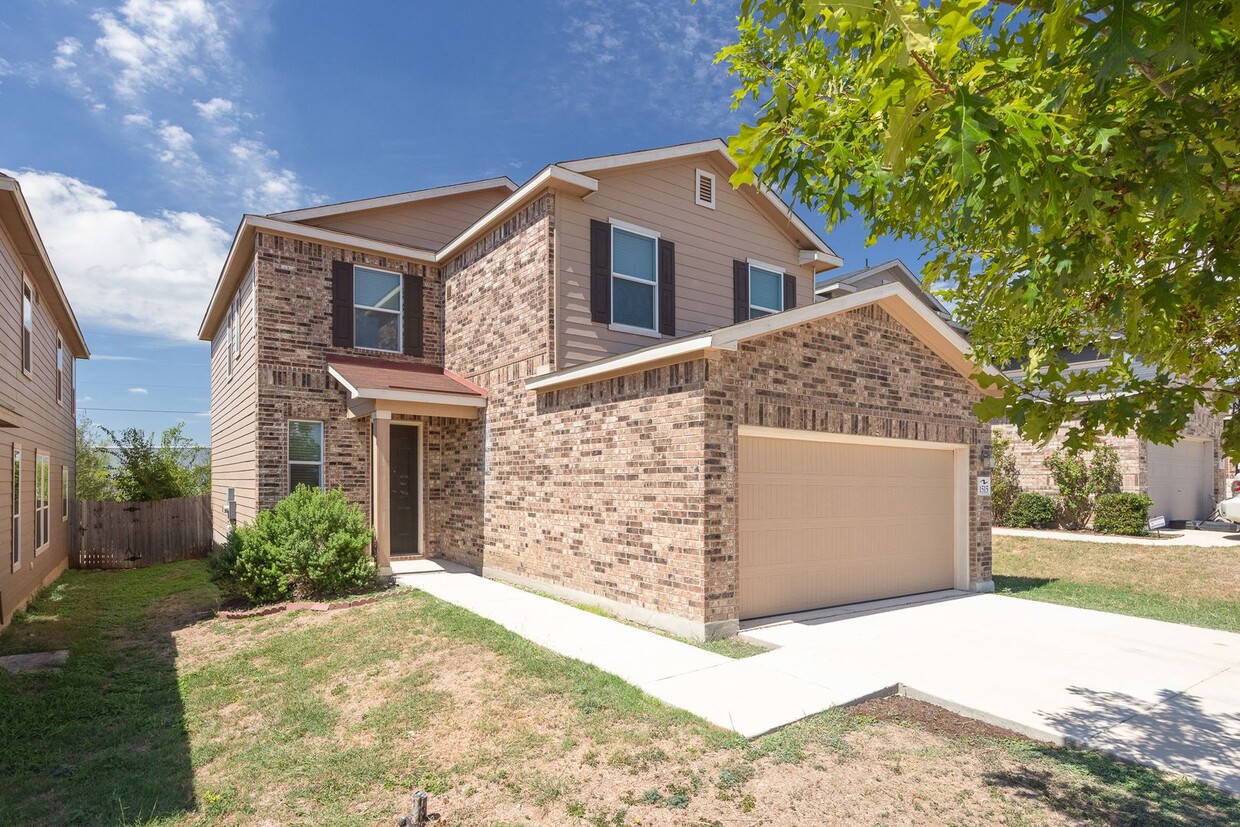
[993, 402, 1225, 505]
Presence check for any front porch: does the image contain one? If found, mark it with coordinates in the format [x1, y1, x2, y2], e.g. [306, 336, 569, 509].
[327, 355, 486, 574]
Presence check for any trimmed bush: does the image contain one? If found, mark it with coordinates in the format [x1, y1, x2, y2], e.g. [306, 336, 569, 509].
[215, 485, 377, 604]
[207, 528, 242, 583]
[1094, 492, 1153, 535]
[1008, 492, 1057, 528]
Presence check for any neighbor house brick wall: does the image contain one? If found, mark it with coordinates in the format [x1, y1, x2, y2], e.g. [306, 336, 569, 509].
[702, 304, 993, 625]
[993, 402, 1225, 503]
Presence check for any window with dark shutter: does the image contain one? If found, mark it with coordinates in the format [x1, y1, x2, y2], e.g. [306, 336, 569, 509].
[733, 260, 749, 324]
[658, 239, 676, 336]
[331, 260, 354, 348]
[783, 273, 798, 310]
[590, 219, 611, 323]
[403, 272, 424, 357]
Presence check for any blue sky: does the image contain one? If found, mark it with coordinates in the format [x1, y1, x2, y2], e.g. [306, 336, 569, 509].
[0, 0, 928, 446]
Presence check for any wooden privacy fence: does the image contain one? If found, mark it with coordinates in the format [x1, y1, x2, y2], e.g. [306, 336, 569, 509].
[73, 494, 213, 569]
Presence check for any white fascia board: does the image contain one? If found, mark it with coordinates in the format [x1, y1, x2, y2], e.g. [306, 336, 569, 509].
[800, 249, 846, 270]
[559, 139, 729, 173]
[814, 282, 858, 296]
[326, 364, 361, 397]
[526, 333, 724, 391]
[269, 177, 518, 222]
[247, 215, 438, 261]
[357, 388, 488, 407]
[436, 165, 599, 262]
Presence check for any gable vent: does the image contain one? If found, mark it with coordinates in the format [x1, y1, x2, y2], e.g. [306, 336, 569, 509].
[695, 168, 716, 209]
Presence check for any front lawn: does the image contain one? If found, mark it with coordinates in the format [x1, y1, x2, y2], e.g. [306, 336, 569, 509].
[993, 534, 1240, 632]
[2, 562, 1237, 826]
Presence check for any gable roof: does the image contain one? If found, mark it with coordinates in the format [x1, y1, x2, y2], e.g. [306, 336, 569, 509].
[815, 259, 962, 331]
[527, 281, 1000, 394]
[268, 176, 518, 223]
[200, 140, 845, 341]
[0, 174, 89, 358]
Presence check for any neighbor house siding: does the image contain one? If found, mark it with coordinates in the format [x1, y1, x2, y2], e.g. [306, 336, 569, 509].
[208, 263, 259, 543]
[302, 188, 511, 250]
[0, 221, 76, 626]
[555, 154, 818, 367]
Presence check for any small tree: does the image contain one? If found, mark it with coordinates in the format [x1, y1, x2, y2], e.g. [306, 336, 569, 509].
[1044, 444, 1123, 529]
[105, 423, 210, 502]
[990, 434, 1020, 526]
[75, 416, 114, 501]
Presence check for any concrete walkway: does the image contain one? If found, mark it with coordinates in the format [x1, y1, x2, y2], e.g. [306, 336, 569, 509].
[996, 526, 1240, 548]
[395, 561, 1240, 796]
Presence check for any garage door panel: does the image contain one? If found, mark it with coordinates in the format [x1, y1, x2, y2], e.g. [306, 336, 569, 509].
[739, 435, 958, 619]
[1146, 439, 1212, 522]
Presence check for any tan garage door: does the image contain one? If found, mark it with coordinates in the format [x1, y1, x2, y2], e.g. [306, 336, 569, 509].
[1146, 439, 1213, 522]
[739, 434, 958, 620]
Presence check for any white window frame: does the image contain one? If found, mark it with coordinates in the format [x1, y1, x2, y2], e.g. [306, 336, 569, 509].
[608, 219, 661, 338]
[748, 259, 786, 318]
[56, 335, 63, 403]
[695, 168, 717, 209]
[21, 279, 33, 377]
[11, 444, 20, 571]
[287, 420, 325, 494]
[34, 452, 49, 554]
[353, 266, 404, 353]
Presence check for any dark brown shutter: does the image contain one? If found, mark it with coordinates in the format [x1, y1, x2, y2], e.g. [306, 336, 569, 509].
[783, 273, 797, 310]
[658, 239, 676, 336]
[403, 272, 424, 357]
[590, 219, 611, 323]
[733, 260, 749, 323]
[331, 260, 354, 347]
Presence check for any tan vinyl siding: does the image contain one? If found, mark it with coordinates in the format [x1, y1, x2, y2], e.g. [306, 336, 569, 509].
[208, 263, 259, 543]
[555, 154, 819, 367]
[303, 189, 510, 250]
[0, 222, 76, 626]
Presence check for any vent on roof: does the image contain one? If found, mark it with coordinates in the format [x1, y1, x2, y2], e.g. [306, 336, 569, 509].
[695, 169, 716, 210]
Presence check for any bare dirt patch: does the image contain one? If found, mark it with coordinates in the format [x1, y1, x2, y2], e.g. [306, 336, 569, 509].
[852, 695, 1028, 741]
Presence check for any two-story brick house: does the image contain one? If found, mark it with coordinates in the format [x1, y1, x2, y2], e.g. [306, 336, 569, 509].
[199, 140, 997, 640]
[1, 173, 89, 627]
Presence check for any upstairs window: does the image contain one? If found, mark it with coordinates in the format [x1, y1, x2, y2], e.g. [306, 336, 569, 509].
[288, 420, 324, 493]
[610, 223, 659, 334]
[22, 282, 32, 375]
[354, 267, 402, 351]
[748, 263, 785, 319]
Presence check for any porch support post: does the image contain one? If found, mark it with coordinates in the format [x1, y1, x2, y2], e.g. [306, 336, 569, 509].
[372, 411, 392, 575]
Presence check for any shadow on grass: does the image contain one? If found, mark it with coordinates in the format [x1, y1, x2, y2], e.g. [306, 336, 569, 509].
[0, 562, 218, 826]
[988, 740, 1240, 826]
[993, 575, 1056, 594]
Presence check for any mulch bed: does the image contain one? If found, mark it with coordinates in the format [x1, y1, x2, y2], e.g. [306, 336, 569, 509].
[851, 695, 1028, 741]
[219, 587, 411, 620]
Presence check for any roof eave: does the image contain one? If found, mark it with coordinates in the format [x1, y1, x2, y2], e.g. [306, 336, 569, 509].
[268, 176, 519, 223]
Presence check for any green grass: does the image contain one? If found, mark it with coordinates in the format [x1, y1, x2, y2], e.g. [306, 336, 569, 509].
[993, 534, 1240, 632]
[4, 559, 1238, 826]
[994, 575, 1240, 632]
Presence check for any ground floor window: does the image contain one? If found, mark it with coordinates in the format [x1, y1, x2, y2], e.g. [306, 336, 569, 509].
[11, 445, 20, 569]
[62, 466, 69, 519]
[35, 452, 49, 551]
[288, 420, 324, 494]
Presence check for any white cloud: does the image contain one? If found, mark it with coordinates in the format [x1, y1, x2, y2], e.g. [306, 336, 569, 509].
[49, 0, 319, 213]
[193, 96, 234, 120]
[128, 387, 150, 394]
[4, 168, 231, 341]
[558, 0, 739, 130]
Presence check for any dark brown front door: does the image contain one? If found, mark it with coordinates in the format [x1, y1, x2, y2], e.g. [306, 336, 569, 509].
[390, 425, 419, 556]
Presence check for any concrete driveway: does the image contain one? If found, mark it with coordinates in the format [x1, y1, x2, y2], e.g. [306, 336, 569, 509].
[742, 594, 1240, 796]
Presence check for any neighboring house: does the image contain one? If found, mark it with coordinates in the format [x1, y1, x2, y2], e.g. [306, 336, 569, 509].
[0, 173, 89, 627]
[200, 139, 997, 640]
[993, 350, 1225, 523]
[815, 259, 964, 332]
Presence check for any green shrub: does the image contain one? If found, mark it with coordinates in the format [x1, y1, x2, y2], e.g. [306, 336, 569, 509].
[1094, 492, 1153, 535]
[227, 486, 376, 604]
[990, 433, 1021, 526]
[1008, 492, 1057, 528]
[1043, 443, 1123, 529]
[207, 528, 242, 581]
